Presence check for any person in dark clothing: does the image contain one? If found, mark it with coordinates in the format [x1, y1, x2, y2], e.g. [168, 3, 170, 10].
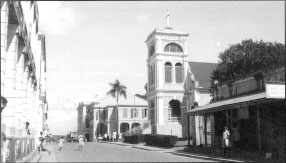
[39, 132, 51, 155]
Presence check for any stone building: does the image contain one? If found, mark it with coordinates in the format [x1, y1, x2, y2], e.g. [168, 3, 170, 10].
[77, 95, 149, 142]
[1, 1, 48, 162]
[145, 12, 216, 138]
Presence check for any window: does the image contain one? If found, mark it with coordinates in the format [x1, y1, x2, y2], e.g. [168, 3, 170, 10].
[131, 109, 138, 118]
[164, 43, 183, 53]
[85, 119, 90, 128]
[175, 63, 183, 83]
[142, 108, 148, 118]
[169, 100, 181, 117]
[149, 45, 155, 57]
[150, 66, 155, 85]
[123, 108, 128, 118]
[165, 62, 172, 83]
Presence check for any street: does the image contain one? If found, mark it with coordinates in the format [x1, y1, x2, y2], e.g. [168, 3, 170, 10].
[43, 142, 218, 162]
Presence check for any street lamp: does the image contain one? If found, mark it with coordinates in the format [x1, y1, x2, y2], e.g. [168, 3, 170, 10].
[1, 96, 8, 113]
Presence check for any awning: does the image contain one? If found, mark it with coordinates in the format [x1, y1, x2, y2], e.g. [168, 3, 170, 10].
[186, 92, 267, 116]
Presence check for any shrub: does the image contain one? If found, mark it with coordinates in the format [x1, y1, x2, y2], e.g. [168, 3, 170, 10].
[123, 134, 145, 144]
[145, 134, 177, 147]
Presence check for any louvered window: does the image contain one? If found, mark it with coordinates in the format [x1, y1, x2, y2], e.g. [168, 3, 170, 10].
[165, 62, 172, 83]
[175, 63, 183, 83]
[164, 43, 183, 53]
[123, 108, 128, 118]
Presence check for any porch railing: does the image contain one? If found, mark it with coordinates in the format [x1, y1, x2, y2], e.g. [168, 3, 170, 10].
[4, 137, 35, 163]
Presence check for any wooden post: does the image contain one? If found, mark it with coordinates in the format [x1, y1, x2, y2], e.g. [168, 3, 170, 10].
[257, 105, 261, 153]
[204, 115, 207, 147]
[187, 115, 190, 146]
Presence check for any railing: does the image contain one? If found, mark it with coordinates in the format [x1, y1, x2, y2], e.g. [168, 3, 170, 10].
[4, 137, 35, 163]
[168, 117, 182, 122]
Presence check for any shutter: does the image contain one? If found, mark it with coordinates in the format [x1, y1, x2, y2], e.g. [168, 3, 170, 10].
[165, 66, 172, 83]
[176, 66, 183, 83]
[136, 109, 139, 118]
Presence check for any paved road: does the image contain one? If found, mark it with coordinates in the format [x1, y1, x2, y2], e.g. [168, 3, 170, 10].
[52, 142, 217, 162]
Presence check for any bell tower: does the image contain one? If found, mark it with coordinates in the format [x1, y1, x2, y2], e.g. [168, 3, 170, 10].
[145, 11, 189, 137]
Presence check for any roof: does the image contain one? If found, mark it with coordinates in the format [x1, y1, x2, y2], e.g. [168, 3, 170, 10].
[146, 28, 189, 43]
[188, 62, 217, 88]
[94, 94, 147, 108]
[186, 92, 267, 115]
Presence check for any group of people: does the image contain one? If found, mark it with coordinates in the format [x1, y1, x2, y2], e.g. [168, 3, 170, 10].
[102, 132, 122, 142]
[38, 132, 85, 154]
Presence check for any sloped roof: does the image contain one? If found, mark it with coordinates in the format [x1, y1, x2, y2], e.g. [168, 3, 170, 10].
[188, 62, 217, 88]
[95, 94, 147, 108]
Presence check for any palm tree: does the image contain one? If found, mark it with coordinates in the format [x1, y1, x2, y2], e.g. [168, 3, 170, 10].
[107, 79, 127, 134]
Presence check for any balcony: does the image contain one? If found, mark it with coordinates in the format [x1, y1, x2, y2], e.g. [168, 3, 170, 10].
[168, 117, 182, 122]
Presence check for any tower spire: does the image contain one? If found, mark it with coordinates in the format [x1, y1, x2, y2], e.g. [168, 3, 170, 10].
[166, 10, 170, 28]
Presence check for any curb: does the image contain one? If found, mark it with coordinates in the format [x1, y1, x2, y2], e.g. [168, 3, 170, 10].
[172, 151, 249, 162]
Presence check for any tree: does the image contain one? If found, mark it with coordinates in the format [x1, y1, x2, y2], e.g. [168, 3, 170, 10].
[135, 83, 148, 101]
[211, 39, 285, 83]
[107, 79, 127, 133]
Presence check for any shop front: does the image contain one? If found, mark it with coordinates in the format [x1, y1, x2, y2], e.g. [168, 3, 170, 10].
[186, 83, 285, 160]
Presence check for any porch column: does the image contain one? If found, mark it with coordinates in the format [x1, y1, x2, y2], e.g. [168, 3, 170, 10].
[256, 104, 261, 152]
[187, 115, 190, 146]
[204, 115, 207, 147]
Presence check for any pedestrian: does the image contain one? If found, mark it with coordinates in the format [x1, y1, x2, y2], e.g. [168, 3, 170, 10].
[78, 136, 84, 151]
[57, 136, 65, 152]
[118, 133, 122, 142]
[222, 126, 231, 156]
[112, 132, 116, 142]
[232, 123, 240, 150]
[39, 132, 51, 155]
[104, 133, 107, 141]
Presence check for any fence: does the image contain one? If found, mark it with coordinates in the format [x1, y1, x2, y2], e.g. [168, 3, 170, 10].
[3, 136, 35, 163]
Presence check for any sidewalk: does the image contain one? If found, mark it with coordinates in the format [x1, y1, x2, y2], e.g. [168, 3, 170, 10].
[34, 144, 57, 162]
[101, 141, 256, 162]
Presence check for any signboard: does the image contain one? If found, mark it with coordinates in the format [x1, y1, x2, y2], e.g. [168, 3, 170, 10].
[266, 83, 285, 99]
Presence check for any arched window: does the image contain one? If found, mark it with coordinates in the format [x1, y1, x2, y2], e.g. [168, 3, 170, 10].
[169, 100, 181, 117]
[150, 66, 155, 85]
[175, 63, 183, 83]
[165, 62, 172, 83]
[164, 43, 183, 53]
[149, 45, 155, 57]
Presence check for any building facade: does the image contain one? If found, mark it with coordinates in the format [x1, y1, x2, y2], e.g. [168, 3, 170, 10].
[186, 67, 285, 160]
[145, 14, 217, 138]
[1, 1, 48, 162]
[77, 96, 149, 142]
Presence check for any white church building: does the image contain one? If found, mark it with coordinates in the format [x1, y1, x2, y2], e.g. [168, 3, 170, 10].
[145, 12, 217, 138]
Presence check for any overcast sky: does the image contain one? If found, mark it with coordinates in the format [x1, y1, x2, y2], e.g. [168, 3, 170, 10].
[37, 1, 285, 135]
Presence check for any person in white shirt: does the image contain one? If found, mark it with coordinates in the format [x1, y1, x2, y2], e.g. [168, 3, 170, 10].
[223, 126, 231, 156]
[78, 137, 84, 151]
[57, 136, 65, 152]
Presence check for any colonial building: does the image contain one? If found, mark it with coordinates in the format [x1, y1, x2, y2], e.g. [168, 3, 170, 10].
[77, 95, 149, 142]
[186, 67, 285, 160]
[1, 1, 48, 162]
[145, 12, 216, 138]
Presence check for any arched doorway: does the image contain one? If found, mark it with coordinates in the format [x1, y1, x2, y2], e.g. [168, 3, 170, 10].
[120, 123, 130, 134]
[169, 100, 181, 117]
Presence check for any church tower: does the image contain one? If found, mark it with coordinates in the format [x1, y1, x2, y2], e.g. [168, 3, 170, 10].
[145, 11, 189, 137]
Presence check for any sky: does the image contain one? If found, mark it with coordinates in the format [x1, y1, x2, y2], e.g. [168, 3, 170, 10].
[37, 1, 285, 135]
